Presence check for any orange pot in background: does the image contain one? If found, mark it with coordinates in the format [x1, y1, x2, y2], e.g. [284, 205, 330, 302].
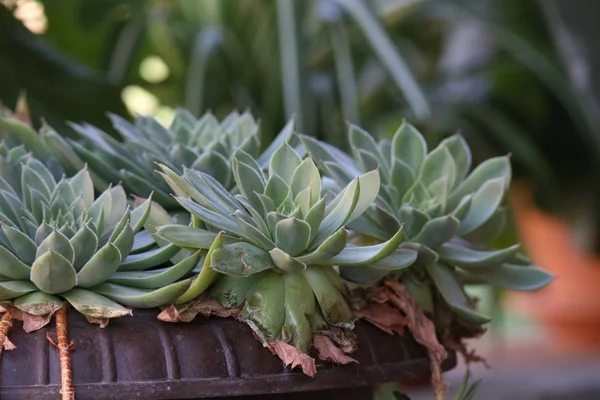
[508, 183, 600, 350]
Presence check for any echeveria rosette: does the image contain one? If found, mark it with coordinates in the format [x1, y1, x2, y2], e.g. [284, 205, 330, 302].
[63, 110, 295, 210]
[154, 143, 416, 352]
[0, 157, 201, 323]
[299, 122, 554, 326]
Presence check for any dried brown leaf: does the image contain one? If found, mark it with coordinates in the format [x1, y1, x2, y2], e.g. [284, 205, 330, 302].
[327, 327, 357, 354]
[15, 91, 32, 127]
[3, 336, 16, 351]
[313, 334, 358, 365]
[268, 340, 316, 377]
[86, 316, 109, 328]
[23, 313, 53, 333]
[385, 281, 448, 400]
[158, 300, 241, 323]
[355, 302, 408, 335]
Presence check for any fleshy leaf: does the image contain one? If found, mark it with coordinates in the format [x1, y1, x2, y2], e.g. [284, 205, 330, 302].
[62, 288, 132, 318]
[30, 251, 77, 295]
[91, 280, 191, 308]
[0, 245, 31, 280]
[211, 242, 276, 276]
[14, 291, 62, 316]
[76, 243, 122, 288]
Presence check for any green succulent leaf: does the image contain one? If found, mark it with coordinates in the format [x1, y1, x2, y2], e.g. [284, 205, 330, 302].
[438, 242, 521, 270]
[119, 243, 180, 271]
[30, 251, 77, 295]
[209, 273, 262, 308]
[442, 134, 472, 186]
[0, 245, 31, 279]
[457, 177, 506, 235]
[426, 263, 490, 325]
[91, 280, 191, 308]
[242, 271, 286, 341]
[108, 250, 202, 289]
[303, 266, 353, 327]
[154, 225, 221, 249]
[72, 241, 121, 288]
[14, 291, 63, 316]
[270, 142, 302, 184]
[282, 272, 315, 352]
[297, 227, 349, 264]
[274, 217, 311, 257]
[322, 227, 404, 266]
[339, 266, 388, 284]
[391, 121, 427, 173]
[463, 263, 555, 291]
[211, 242, 276, 276]
[2, 225, 36, 265]
[0, 280, 38, 300]
[413, 215, 459, 248]
[269, 247, 306, 273]
[62, 288, 132, 318]
[369, 248, 418, 270]
[36, 230, 75, 264]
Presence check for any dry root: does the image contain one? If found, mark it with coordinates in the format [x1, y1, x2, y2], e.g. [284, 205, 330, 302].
[0, 312, 13, 360]
[47, 304, 75, 400]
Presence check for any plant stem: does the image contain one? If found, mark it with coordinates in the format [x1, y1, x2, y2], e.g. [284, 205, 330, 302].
[47, 304, 75, 400]
[430, 349, 447, 400]
[0, 312, 13, 359]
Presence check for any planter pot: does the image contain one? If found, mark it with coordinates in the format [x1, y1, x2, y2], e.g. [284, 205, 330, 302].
[0, 309, 456, 399]
[508, 184, 600, 349]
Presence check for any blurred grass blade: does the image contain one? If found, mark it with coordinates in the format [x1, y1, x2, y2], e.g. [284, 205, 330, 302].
[336, 0, 430, 120]
[331, 23, 360, 124]
[185, 27, 222, 116]
[277, 0, 305, 130]
[107, 15, 146, 83]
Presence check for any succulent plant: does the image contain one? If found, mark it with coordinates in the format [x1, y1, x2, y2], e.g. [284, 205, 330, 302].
[62, 109, 295, 210]
[0, 154, 201, 321]
[299, 122, 554, 325]
[154, 143, 416, 353]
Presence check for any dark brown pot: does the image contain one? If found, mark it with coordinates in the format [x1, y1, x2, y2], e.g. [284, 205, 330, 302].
[0, 309, 455, 399]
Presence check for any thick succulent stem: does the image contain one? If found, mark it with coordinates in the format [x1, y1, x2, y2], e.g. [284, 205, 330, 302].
[47, 304, 75, 400]
[0, 312, 13, 359]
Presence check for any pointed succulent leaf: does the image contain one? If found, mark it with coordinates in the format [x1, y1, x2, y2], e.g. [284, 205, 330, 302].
[270, 142, 302, 184]
[176, 234, 224, 304]
[176, 197, 246, 238]
[119, 243, 180, 271]
[369, 248, 418, 270]
[211, 242, 276, 276]
[390, 158, 416, 204]
[62, 288, 131, 318]
[322, 227, 404, 266]
[448, 156, 511, 210]
[232, 158, 265, 203]
[209, 273, 262, 308]
[34, 222, 54, 246]
[30, 251, 77, 294]
[68, 168, 95, 207]
[399, 205, 430, 239]
[91, 280, 191, 308]
[413, 215, 459, 249]
[457, 177, 506, 235]
[297, 227, 348, 264]
[0, 245, 31, 279]
[419, 145, 456, 193]
[290, 156, 321, 205]
[69, 224, 99, 270]
[274, 218, 311, 257]
[439, 242, 520, 269]
[154, 225, 221, 249]
[76, 242, 122, 288]
[282, 272, 316, 351]
[463, 263, 554, 291]
[130, 195, 153, 233]
[0, 280, 38, 300]
[452, 194, 472, 220]
[14, 291, 63, 316]
[3, 225, 36, 264]
[298, 134, 362, 179]
[442, 134, 472, 186]
[340, 265, 388, 284]
[108, 250, 202, 289]
[391, 121, 427, 173]
[349, 124, 388, 170]
[426, 263, 490, 325]
[313, 178, 359, 245]
[303, 266, 353, 327]
[462, 208, 507, 244]
[258, 118, 295, 168]
[269, 247, 306, 272]
[232, 210, 276, 250]
[264, 173, 291, 209]
[242, 271, 286, 340]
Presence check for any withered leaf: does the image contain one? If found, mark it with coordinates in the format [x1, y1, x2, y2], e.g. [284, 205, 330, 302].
[313, 334, 358, 365]
[158, 299, 240, 323]
[23, 312, 54, 333]
[355, 302, 407, 335]
[86, 316, 109, 328]
[268, 340, 316, 377]
[328, 327, 357, 354]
